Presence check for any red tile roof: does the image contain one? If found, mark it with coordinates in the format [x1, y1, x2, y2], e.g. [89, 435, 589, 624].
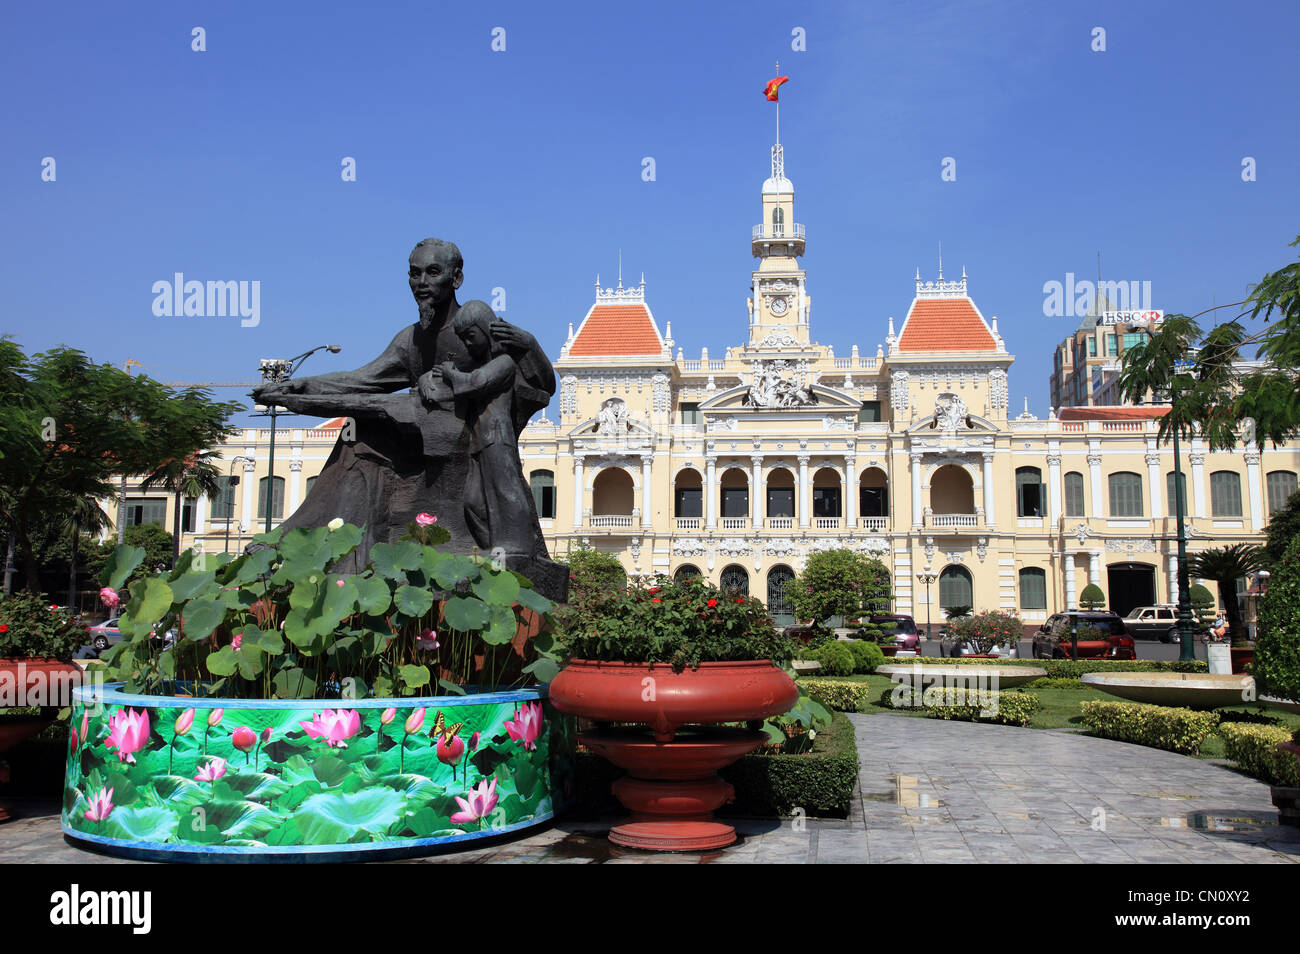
[568, 304, 663, 357]
[1057, 406, 1170, 421]
[897, 298, 996, 352]
[316, 417, 348, 428]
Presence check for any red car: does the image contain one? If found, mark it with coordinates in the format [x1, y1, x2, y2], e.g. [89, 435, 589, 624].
[869, 614, 920, 652]
[1032, 612, 1136, 659]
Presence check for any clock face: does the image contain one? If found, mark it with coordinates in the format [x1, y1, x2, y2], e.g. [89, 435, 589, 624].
[769, 296, 788, 316]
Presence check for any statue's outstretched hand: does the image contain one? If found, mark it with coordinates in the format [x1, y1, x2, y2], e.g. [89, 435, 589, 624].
[417, 370, 441, 405]
[252, 379, 304, 404]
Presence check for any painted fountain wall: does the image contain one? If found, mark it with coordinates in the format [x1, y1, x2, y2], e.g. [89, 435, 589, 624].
[63, 684, 575, 861]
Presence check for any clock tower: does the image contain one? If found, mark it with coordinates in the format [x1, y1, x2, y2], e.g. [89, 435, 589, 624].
[748, 139, 809, 348]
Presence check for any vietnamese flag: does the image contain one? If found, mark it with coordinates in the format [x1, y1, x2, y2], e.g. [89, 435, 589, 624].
[763, 76, 789, 101]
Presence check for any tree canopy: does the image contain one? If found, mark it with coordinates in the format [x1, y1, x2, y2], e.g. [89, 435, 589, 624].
[787, 548, 892, 628]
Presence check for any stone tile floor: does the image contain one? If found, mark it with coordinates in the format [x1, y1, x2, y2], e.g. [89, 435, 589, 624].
[3, 714, 1297, 863]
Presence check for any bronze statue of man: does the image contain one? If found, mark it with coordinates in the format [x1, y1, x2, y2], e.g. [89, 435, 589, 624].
[251, 238, 565, 598]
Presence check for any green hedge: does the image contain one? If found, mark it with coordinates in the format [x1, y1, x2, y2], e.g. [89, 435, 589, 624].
[722, 711, 860, 816]
[800, 678, 876, 712]
[572, 712, 860, 818]
[1023, 677, 1089, 690]
[929, 658, 1208, 677]
[1079, 700, 1220, 755]
[1217, 723, 1299, 787]
[878, 685, 1042, 726]
[846, 639, 886, 674]
[796, 642, 856, 676]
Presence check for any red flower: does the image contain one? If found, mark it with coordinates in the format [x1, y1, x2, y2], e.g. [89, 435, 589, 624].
[0, 624, 7, 634]
[735, 597, 745, 604]
[652, 598, 662, 604]
[707, 599, 718, 608]
[648, 587, 660, 594]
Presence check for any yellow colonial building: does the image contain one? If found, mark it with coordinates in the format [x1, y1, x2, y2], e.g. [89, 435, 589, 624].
[130, 139, 1297, 629]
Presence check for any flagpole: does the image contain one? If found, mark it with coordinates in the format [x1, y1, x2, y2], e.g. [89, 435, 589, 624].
[775, 60, 780, 145]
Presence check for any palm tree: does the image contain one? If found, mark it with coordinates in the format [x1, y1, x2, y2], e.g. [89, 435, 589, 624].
[1189, 544, 1264, 646]
[140, 451, 223, 566]
[65, 494, 113, 609]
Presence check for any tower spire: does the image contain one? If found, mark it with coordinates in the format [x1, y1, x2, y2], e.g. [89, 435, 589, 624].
[938, 241, 943, 280]
[617, 249, 623, 289]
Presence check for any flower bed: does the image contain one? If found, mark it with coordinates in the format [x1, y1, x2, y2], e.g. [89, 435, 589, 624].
[1078, 700, 1220, 755]
[62, 683, 575, 861]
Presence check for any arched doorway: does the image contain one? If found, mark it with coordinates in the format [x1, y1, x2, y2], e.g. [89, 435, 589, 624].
[592, 467, 634, 516]
[720, 467, 749, 523]
[939, 565, 973, 614]
[1107, 562, 1155, 618]
[931, 465, 975, 514]
[719, 564, 749, 596]
[767, 565, 796, 627]
[765, 467, 796, 522]
[812, 467, 842, 522]
[859, 466, 888, 522]
[673, 564, 701, 583]
[674, 468, 702, 523]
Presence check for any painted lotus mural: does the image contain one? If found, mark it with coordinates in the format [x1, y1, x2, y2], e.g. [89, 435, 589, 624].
[63, 687, 575, 857]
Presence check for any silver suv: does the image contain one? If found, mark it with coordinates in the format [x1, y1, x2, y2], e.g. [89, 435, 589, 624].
[1123, 605, 1179, 643]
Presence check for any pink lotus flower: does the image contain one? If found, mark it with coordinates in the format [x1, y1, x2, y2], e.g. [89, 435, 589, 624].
[105, 708, 151, 764]
[450, 777, 498, 824]
[504, 701, 544, 752]
[195, 758, 227, 783]
[299, 709, 362, 748]
[174, 709, 195, 737]
[231, 633, 242, 651]
[260, 727, 272, 744]
[469, 731, 480, 752]
[69, 726, 79, 752]
[417, 629, 440, 651]
[436, 732, 465, 766]
[208, 708, 224, 728]
[415, 512, 438, 526]
[84, 787, 115, 823]
[99, 587, 120, 610]
[404, 708, 426, 735]
[80, 711, 88, 746]
[380, 707, 397, 725]
[231, 726, 258, 752]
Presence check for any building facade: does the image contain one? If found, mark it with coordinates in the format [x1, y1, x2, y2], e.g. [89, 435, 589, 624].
[124, 140, 1298, 628]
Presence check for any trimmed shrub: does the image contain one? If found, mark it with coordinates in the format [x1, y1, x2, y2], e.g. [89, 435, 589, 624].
[797, 641, 855, 676]
[1217, 723, 1299, 787]
[924, 689, 1042, 727]
[1078, 583, 1106, 610]
[928, 657, 1208, 677]
[800, 678, 874, 712]
[845, 639, 886, 674]
[1079, 701, 1220, 755]
[948, 609, 1022, 655]
[1254, 535, 1300, 703]
[723, 711, 861, 815]
[1023, 677, 1089, 690]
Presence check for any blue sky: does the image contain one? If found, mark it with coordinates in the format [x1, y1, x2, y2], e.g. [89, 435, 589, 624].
[3, 0, 1297, 424]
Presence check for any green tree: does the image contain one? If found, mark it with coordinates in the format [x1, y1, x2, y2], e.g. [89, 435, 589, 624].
[554, 544, 627, 640]
[1189, 583, 1217, 631]
[1254, 536, 1300, 702]
[787, 549, 891, 630]
[83, 524, 176, 595]
[1116, 234, 1300, 452]
[140, 448, 224, 565]
[1078, 583, 1106, 610]
[1263, 489, 1300, 567]
[1189, 544, 1264, 646]
[0, 340, 239, 592]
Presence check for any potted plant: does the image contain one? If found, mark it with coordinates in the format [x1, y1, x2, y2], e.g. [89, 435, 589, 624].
[1, 591, 88, 822]
[61, 517, 576, 861]
[549, 575, 798, 850]
[949, 609, 1022, 658]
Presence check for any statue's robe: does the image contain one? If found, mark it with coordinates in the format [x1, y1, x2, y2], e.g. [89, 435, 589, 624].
[262, 303, 562, 596]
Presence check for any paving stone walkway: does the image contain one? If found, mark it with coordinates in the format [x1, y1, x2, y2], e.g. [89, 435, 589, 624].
[2, 714, 1296, 863]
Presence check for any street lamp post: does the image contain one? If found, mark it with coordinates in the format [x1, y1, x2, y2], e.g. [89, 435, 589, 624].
[222, 455, 251, 555]
[256, 345, 341, 533]
[916, 570, 937, 644]
[1171, 359, 1198, 662]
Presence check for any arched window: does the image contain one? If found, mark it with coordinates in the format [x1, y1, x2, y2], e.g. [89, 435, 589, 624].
[1108, 472, 1143, 517]
[529, 470, 555, 519]
[772, 206, 785, 229]
[258, 476, 285, 520]
[1210, 471, 1242, 518]
[304, 475, 318, 501]
[1267, 470, 1298, 516]
[592, 467, 634, 515]
[211, 476, 237, 520]
[1166, 472, 1188, 516]
[1016, 467, 1044, 517]
[674, 468, 703, 518]
[939, 565, 973, 613]
[1063, 471, 1085, 517]
[673, 564, 701, 583]
[719, 565, 749, 596]
[767, 566, 796, 625]
[1019, 567, 1047, 610]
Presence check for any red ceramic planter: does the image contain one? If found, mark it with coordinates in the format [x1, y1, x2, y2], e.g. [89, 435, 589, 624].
[0, 657, 83, 824]
[550, 659, 799, 851]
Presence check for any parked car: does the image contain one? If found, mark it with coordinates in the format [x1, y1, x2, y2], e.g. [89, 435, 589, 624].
[84, 616, 176, 655]
[1032, 611, 1135, 659]
[1123, 605, 1181, 642]
[867, 614, 920, 652]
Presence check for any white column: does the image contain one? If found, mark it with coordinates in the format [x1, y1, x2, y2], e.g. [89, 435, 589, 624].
[1146, 451, 1163, 520]
[982, 452, 996, 526]
[1089, 551, 1102, 590]
[195, 494, 208, 536]
[1087, 450, 1103, 516]
[640, 454, 653, 528]
[1245, 452, 1264, 531]
[797, 455, 811, 528]
[1047, 452, 1062, 524]
[572, 455, 585, 529]
[1167, 553, 1178, 604]
[911, 453, 923, 528]
[705, 455, 718, 529]
[241, 460, 256, 533]
[750, 456, 763, 526]
[1064, 552, 1077, 609]
[844, 458, 857, 526]
[1190, 449, 1207, 518]
[289, 459, 303, 516]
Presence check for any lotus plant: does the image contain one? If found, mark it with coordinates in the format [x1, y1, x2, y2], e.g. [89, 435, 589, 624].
[299, 709, 361, 749]
[400, 708, 425, 773]
[449, 777, 499, 830]
[195, 758, 227, 786]
[504, 701, 544, 752]
[84, 787, 114, 828]
[170, 708, 195, 775]
[204, 708, 224, 756]
[231, 726, 258, 764]
[105, 708, 151, 765]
